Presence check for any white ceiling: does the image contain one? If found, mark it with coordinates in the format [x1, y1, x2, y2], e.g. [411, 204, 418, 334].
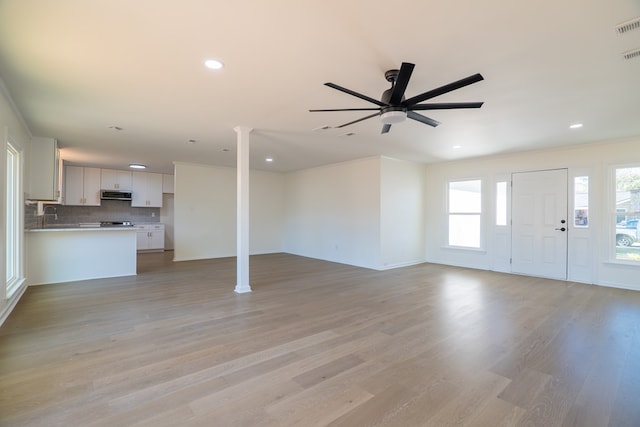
[0, 1, 639, 174]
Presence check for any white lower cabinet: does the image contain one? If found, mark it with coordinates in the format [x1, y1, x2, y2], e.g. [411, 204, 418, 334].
[135, 223, 165, 251]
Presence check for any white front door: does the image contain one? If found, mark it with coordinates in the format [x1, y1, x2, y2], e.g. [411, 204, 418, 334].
[511, 169, 568, 280]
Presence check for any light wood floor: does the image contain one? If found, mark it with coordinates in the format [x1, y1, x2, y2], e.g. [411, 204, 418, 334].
[1, 252, 639, 426]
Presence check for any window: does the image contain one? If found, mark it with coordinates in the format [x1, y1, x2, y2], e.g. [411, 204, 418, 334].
[614, 166, 640, 262]
[574, 176, 589, 227]
[448, 179, 481, 248]
[6, 140, 22, 296]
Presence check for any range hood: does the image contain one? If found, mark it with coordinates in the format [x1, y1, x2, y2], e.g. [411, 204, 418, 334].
[100, 190, 132, 201]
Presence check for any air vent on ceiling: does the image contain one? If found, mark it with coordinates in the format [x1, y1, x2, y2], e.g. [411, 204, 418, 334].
[615, 17, 640, 34]
[622, 47, 640, 60]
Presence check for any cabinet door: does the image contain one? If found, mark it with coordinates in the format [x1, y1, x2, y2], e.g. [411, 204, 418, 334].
[29, 137, 61, 201]
[64, 166, 85, 205]
[132, 172, 163, 207]
[136, 230, 149, 251]
[131, 172, 147, 207]
[83, 167, 102, 206]
[101, 169, 118, 190]
[148, 227, 165, 250]
[115, 170, 132, 191]
[101, 169, 132, 191]
[162, 174, 174, 194]
[146, 173, 163, 207]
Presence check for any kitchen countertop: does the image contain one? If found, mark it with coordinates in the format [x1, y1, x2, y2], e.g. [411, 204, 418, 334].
[28, 225, 137, 232]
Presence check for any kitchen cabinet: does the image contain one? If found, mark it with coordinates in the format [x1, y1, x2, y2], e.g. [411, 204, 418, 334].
[101, 169, 132, 191]
[28, 137, 62, 201]
[135, 223, 165, 251]
[162, 174, 174, 194]
[132, 172, 163, 207]
[64, 166, 101, 206]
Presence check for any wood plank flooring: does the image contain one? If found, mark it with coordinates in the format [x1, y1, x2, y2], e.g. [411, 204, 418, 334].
[1, 252, 639, 426]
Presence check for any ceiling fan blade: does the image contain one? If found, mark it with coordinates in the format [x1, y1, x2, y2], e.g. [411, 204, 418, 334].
[325, 83, 387, 107]
[335, 112, 380, 128]
[309, 107, 381, 112]
[407, 111, 440, 127]
[403, 73, 484, 107]
[381, 124, 392, 134]
[389, 62, 415, 104]
[409, 102, 484, 111]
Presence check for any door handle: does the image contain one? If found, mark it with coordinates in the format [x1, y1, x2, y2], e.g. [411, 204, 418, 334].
[555, 227, 566, 232]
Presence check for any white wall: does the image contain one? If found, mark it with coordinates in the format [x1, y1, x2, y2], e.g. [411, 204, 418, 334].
[380, 157, 426, 269]
[282, 156, 426, 270]
[175, 156, 427, 271]
[283, 157, 382, 269]
[424, 137, 640, 290]
[173, 162, 284, 261]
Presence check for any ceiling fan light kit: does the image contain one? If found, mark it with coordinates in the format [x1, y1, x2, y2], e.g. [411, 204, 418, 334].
[380, 109, 407, 124]
[310, 62, 484, 134]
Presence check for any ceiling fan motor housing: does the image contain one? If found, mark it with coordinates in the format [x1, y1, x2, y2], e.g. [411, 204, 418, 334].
[310, 62, 484, 133]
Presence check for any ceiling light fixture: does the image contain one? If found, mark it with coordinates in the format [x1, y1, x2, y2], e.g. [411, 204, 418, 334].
[380, 109, 407, 124]
[265, 157, 274, 162]
[453, 145, 462, 149]
[204, 59, 224, 70]
[129, 163, 147, 169]
[569, 123, 583, 129]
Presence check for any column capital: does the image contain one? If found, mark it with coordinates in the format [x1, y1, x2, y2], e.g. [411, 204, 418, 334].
[233, 126, 254, 134]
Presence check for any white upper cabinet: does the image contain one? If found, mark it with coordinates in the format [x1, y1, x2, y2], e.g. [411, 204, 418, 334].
[64, 166, 101, 206]
[101, 169, 132, 191]
[28, 137, 62, 201]
[162, 174, 174, 194]
[132, 172, 163, 207]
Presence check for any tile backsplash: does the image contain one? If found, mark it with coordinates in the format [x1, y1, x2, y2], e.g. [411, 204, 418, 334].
[26, 200, 160, 229]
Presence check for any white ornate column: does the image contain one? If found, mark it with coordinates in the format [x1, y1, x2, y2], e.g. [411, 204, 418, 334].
[234, 126, 253, 293]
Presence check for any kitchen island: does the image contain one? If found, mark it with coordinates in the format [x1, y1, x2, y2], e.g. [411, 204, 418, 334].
[26, 227, 137, 285]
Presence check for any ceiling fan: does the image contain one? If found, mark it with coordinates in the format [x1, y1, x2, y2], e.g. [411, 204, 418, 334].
[310, 62, 484, 134]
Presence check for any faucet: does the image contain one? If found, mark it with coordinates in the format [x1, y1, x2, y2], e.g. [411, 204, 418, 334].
[42, 206, 57, 228]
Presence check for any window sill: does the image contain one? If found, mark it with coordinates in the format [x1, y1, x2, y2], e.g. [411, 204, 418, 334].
[604, 259, 640, 267]
[441, 245, 487, 254]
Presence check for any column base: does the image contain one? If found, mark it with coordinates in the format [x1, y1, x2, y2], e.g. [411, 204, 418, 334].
[234, 285, 252, 294]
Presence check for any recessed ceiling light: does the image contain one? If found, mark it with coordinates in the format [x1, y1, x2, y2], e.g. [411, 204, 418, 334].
[265, 157, 274, 162]
[569, 123, 583, 129]
[204, 59, 224, 70]
[129, 163, 147, 169]
[453, 145, 462, 149]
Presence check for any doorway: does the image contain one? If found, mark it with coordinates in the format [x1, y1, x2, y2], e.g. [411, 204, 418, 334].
[511, 169, 568, 280]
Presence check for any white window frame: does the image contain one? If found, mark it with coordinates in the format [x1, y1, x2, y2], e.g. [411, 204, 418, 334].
[611, 164, 640, 264]
[5, 135, 24, 297]
[447, 179, 483, 249]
